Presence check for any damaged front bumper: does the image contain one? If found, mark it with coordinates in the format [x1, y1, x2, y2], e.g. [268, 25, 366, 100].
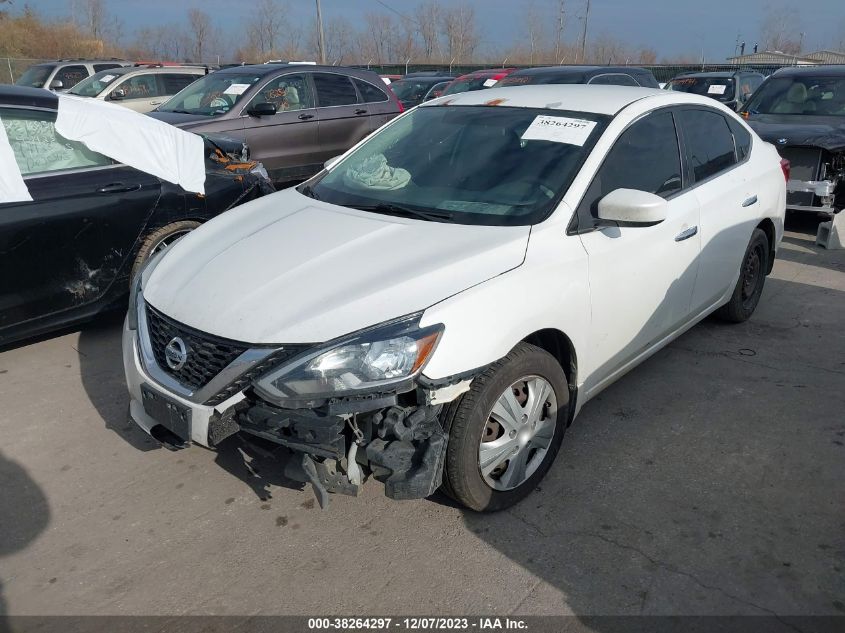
[123, 312, 474, 507]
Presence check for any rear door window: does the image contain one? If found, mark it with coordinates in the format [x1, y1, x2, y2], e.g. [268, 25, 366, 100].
[159, 73, 200, 95]
[354, 78, 389, 103]
[54, 65, 88, 88]
[678, 109, 737, 182]
[588, 73, 639, 86]
[313, 73, 358, 107]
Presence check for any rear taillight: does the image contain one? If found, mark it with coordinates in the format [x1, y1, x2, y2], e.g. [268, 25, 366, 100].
[386, 85, 404, 112]
[780, 158, 790, 182]
[397, 99, 405, 113]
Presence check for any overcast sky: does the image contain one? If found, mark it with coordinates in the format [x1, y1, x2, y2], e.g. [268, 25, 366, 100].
[32, 0, 845, 61]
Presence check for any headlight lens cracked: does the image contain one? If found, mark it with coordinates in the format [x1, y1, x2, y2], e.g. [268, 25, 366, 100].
[254, 315, 442, 403]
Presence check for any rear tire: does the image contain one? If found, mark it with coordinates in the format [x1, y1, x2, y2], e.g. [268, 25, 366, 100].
[130, 220, 200, 283]
[441, 342, 569, 512]
[715, 228, 769, 323]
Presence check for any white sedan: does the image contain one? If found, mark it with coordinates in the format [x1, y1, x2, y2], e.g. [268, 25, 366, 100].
[124, 85, 786, 511]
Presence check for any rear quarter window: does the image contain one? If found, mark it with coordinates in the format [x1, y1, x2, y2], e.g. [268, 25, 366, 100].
[354, 78, 389, 103]
[728, 118, 752, 161]
[678, 108, 738, 182]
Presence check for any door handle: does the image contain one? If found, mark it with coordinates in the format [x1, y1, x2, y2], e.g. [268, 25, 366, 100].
[298, 113, 315, 120]
[97, 183, 142, 194]
[354, 109, 368, 115]
[675, 226, 698, 242]
[742, 195, 758, 207]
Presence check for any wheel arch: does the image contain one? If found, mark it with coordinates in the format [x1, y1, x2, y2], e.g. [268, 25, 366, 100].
[756, 218, 776, 274]
[521, 328, 578, 424]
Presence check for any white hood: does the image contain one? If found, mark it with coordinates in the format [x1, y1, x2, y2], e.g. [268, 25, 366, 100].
[143, 189, 530, 344]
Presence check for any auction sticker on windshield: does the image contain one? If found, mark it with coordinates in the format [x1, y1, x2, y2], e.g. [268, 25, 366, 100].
[224, 83, 251, 95]
[521, 115, 597, 146]
[100, 74, 116, 83]
[708, 84, 728, 95]
[483, 79, 498, 87]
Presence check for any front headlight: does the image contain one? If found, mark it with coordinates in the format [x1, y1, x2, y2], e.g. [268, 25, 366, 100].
[254, 314, 442, 405]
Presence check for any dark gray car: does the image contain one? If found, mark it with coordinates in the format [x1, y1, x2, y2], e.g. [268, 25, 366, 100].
[149, 64, 403, 183]
[665, 71, 765, 111]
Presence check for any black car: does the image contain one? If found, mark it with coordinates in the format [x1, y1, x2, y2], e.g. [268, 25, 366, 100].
[0, 86, 274, 347]
[742, 66, 845, 215]
[498, 65, 660, 88]
[665, 70, 765, 111]
[389, 75, 455, 108]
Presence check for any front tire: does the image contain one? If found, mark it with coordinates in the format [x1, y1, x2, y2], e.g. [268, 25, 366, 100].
[715, 228, 770, 323]
[441, 342, 569, 512]
[130, 220, 200, 283]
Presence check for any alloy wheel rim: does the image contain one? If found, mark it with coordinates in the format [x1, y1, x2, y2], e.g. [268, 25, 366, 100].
[149, 229, 192, 257]
[479, 375, 557, 491]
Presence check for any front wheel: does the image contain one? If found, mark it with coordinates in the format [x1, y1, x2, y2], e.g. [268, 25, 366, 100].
[441, 342, 569, 512]
[129, 220, 201, 283]
[715, 228, 770, 323]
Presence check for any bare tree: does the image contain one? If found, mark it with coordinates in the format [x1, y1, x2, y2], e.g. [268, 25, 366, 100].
[187, 8, 211, 62]
[524, 3, 546, 65]
[440, 3, 477, 64]
[84, 0, 105, 39]
[360, 12, 394, 65]
[246, 0, 288, 58]
[759, 4, 803, 54]
[415, 1, 442, 62]
[554, 0, 567, 62]
[578, 0, 591, 63]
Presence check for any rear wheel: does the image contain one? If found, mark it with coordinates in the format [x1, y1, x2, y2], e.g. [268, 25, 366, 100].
[716, 228, 769, 323]
[441, 342, 569, 512]
[130, 220, 200, 283]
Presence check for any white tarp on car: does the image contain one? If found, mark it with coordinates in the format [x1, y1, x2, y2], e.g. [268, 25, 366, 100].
[0, 115, 33, 203]
[55, 94, 206, 195]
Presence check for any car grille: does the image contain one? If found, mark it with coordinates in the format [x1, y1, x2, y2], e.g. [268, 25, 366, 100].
[778, 146, 822, 182]
[144, 304, 311, 406]
[146, 305, 250, 391]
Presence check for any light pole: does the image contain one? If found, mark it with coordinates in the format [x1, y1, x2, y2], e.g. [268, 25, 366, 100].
[315, 0, 326, 64]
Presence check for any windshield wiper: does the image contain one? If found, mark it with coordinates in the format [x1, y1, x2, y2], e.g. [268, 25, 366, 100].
[164, 109, 197, 115]
[299, 184, 320, 200]
[354, 203, 454, 223]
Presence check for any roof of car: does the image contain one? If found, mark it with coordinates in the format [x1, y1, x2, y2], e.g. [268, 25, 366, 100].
[509, 65, 651, 77]
[217, 64, 379, 78]
[0, 85, 58, 109]
[423, 84, 722, 115]
[773, 64, 845, 77]
[458, 68, 516, 78]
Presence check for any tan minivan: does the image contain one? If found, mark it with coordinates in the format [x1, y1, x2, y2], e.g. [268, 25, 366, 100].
[148, 64, 403, 183]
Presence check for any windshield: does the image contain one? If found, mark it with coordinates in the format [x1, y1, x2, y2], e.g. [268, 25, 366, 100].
[443, 76, 499, 96]
[303, 105, 608, 226]
[390, 79, 445, 106]
[156, 72, 263, 116]
[666, 76, 736, 102]
[69, 70, 122, 97]
[743, 76, 845, 116]
[17, 65, 54, 88]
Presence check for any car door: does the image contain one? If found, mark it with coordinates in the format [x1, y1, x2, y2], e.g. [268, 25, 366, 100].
[676, 107, 759, 313]
[107, 74, 163, 112]
[312, 72, 372, 165]
[575, 109, 701, 393]
[240, 72, 319, 182]
[0, 107, 161, 335]
[352, 77, 398, 132]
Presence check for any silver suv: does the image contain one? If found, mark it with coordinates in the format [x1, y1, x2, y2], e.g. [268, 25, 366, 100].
[16, 59, 132, 91]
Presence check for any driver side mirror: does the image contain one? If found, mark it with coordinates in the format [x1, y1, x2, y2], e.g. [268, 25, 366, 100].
[247, 102, 277, 117]
[110, 89, 126, 100]
[597, 188, 667, 225]
[49, 79, 64, 90]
